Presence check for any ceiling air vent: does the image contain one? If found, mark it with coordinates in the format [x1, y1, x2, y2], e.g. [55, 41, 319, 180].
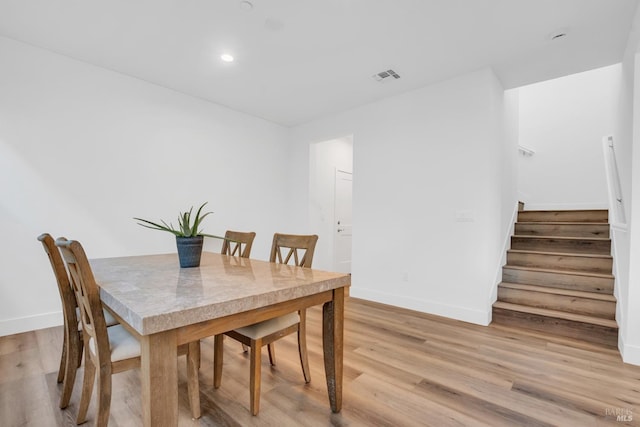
[372, 69, 401, 83]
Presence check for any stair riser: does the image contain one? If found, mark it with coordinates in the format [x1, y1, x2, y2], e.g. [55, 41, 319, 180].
[492, 307, 618, 348]
[517, 210, 608, 223]
[502, 267, 614, 294]
[511, 237, 611, 255]
[506, 252, 612, 274]
[514, 223, 609, 238]
[497, 287, 616, 319]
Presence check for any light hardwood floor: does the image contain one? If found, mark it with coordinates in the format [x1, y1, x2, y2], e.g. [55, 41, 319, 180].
[1, 297, 639, 426]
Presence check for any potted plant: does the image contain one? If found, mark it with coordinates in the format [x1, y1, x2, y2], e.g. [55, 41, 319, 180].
[134, 202, 224, 268]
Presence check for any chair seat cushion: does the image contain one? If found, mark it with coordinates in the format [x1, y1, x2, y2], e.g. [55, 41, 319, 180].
[234, 312, 300, 340]
[76, 307, 119, 330]
[88, 324, 141, 362]
[103, 309, 119, 327]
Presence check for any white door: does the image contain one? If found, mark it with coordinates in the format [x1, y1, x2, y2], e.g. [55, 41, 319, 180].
[334, 170, 352, 273]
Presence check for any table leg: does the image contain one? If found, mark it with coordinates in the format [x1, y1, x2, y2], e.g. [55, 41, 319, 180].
[141, 330, 178, 427]
[323, 286, 344, 413]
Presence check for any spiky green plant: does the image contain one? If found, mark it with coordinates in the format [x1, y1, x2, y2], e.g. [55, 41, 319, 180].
[134, 202, 224, 239]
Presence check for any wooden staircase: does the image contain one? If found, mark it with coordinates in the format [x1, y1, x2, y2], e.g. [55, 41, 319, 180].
[492, 209, 618, 348]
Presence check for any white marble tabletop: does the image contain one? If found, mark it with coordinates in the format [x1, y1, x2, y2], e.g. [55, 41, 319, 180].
[90, 252, 351, 335]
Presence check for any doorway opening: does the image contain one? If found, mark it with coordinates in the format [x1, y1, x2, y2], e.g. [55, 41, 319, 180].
[308, 135, 353, 272]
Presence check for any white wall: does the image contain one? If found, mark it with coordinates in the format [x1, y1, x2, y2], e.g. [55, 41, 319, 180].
[626, 52, 640, 365]
[517, 66, 619, 210]
[0, 36, 291, 336]
[492, 88, 520, 302]
[617, 4, 640, 365]
[308, 136, 353, 271]
[291, 68, 514, 325]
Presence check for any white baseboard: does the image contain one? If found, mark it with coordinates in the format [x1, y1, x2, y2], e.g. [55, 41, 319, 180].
[620, 335, 640, 366]
[489, 201, 519, 306]
[350, 287, 491, 326]
[0, 311, 63, 337]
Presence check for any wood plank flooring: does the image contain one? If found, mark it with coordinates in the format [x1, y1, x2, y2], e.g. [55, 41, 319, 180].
[1, 297, 639, 426]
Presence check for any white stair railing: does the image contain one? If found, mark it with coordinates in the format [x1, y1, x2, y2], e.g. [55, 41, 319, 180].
[603, 135, 626, 225]
[518, 145, 535, 157]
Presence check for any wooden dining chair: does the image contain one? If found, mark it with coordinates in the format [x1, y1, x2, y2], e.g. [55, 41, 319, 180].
[55, 238, 201, 426]
[214, 233, 318, 415]
[221, 230, 256, 258]
[215, 229, 257, 375]
[37, 233, 119, 409]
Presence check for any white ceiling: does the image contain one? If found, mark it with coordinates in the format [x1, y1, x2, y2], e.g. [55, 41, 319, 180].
[0, 0, 637, 127]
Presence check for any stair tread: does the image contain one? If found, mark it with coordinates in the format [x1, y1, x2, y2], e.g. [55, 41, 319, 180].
[513, 235, 611, 242]
[503, 265, 614, 279]
[499, 282, 617, 301]
[517, 210, 608, 223]
[516, 221, 609, 225]
[493, 301, 618, 328]
[507, 249, 612, 259]
[520, 209, 608, 213]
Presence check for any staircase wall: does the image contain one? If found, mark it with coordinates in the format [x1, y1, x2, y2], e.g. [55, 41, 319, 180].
[613, 14, 640, 365]
[517, 66, 618, 211]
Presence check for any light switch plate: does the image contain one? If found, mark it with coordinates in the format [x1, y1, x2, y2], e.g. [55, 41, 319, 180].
[455, 210, 475, 222]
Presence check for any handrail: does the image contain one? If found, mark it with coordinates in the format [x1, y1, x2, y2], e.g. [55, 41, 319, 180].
[603, 135, 626, 224]
[518, 145, 535, 156]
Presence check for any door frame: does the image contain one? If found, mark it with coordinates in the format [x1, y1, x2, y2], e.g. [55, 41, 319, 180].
[307, 135, 353, 271]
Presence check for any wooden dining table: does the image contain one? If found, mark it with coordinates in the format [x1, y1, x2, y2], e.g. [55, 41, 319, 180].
[90, 251, 351, 427]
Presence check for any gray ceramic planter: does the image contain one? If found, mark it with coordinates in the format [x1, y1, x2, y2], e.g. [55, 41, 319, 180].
[176, 235, 204, 268]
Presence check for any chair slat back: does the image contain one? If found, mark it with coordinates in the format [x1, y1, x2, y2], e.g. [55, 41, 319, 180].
[37, 233, 79, 330]
[55, 238, 110, 361]
[269, 234, 318, 268]
[221, 230, 256, 258]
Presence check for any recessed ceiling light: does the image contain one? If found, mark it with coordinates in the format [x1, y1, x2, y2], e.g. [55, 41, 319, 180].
[221, 54, 234, 63]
